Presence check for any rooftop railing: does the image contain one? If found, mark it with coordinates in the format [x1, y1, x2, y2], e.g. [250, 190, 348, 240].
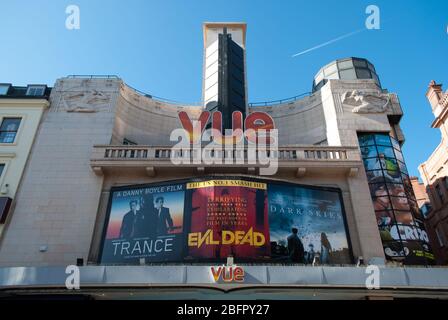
[65, 75, 313, 108]
[248, 92, 311, 107]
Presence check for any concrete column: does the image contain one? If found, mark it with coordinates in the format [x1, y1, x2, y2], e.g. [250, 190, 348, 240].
[346, 166, 385, 264]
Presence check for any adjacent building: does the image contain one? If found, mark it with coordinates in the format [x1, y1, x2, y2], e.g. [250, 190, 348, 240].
[0, 23, 445, 299]
[0, 84, 50, 237]
[418, 80, 448, 264]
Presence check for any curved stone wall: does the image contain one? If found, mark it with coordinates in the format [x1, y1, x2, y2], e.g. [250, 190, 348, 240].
[112, 83, 327, 146]
[112, 84, 203, 145]
[250, 92, 326, 145]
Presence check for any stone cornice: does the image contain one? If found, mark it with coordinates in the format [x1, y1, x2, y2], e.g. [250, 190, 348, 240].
[0, 98, 50, 109]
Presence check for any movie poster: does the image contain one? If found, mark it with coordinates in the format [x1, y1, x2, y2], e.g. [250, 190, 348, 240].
[100, 183, 185, 264]
[358, 133, 435, 265]
[186, 180, 270, 260]
[268, 184, 352, 264]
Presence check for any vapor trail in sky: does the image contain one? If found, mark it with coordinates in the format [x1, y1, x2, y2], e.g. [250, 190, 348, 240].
[291, 27, 367, 58]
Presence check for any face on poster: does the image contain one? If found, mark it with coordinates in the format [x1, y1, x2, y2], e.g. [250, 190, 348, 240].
[268, 184, 351, 265]
[186, 180, 270, 260]
[100, 183, 185, 264]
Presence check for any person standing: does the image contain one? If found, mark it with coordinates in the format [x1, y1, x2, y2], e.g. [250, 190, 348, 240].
[139, 194, 156, 238]
[154, 196, 174, 235]
[320, 232, 332, 264]
[119, 200, 144, 239]
[287, 227, 305, 263]
[305, 244, 315, 264]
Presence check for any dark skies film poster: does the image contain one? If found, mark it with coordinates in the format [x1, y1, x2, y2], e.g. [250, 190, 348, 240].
[268, 184, 352, 264]
[100, 183, 185, 264]
[186, 180, 270, 260]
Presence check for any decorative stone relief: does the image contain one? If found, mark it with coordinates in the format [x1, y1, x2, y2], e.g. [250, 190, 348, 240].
[60, 90, 112, 113]
[341, 90, 392, 113]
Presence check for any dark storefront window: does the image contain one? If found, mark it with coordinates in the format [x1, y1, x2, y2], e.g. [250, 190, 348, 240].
[358, 133, 435, 265]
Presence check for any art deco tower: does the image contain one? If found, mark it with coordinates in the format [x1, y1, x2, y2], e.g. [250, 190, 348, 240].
[202, 22, 248, 129]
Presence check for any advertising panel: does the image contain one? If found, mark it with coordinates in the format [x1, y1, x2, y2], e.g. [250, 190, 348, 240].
[186, 180, 270, 260]
[268, 184, 352, 264]
[100, 183, 185, 264]
[358, 133, 435, 265]
[99, 177, 352, 265]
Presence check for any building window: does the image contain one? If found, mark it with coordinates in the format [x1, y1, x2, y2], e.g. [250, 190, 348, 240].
[0, 118, 21, 143]
[26, 85, 46, 96]
[0, 84, 11, 95]
[0, 164, 4, 178]
[420, 202, 432, 218]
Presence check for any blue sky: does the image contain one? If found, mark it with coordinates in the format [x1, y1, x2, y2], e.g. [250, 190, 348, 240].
[1, 0, 447, 177]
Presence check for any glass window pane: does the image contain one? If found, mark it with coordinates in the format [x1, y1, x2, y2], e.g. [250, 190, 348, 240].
[0, 132, 17, 143]
[394, 211, 414, 225]
[324, 63, 338, 76]
[377, 145, 395, 158]
[366, 170, 385, 183]
[369, 183, 388, 198]
[403, 177, 413, 197]
[315, 71, 324, 83]
[402, 241, 428, 265]
[373, 196, 392, 211]
[0, 164, 4, 177]
[375, 134, 392, 146]
[394, 150, 404, 162]
[325, 72, 338, 80]
[339, 68, 357, 80]
[338, 60, 353, 69]
[358, 134, 375, 147]
[384, 169, 402, 183]
[379, 157, 398, 171]
[0, 118, 21, 131]
[378, 146, 395, 158]
[391, 137, 401, 150]
[387, 183, 405, 196]
[372, 73, 380, 84]
[0, 118, 21, 144]
[391, 197, 410, 211]
[364, 157, 381, 170]
[361, 145, 377, 158]
[398, 161, 408, 174]
[383, 241, 405, 258]
[376, 210, 395, 227]
[353, 59, 368, 68]
[26, 86, 45, 96]
[0, 85, 9, 95]
[356, 68, 372, 79]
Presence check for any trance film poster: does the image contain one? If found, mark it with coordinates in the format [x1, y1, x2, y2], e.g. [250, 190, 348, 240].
[100, 183, 185, 264]
[186, 180, 270, 260]
[268, 184, 352, 264]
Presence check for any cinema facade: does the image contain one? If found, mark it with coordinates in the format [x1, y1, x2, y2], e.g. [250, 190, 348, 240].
[0, 23, 447, 300]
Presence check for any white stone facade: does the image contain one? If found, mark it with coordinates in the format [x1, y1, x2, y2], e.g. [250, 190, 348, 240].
[0, 72, 408, 267]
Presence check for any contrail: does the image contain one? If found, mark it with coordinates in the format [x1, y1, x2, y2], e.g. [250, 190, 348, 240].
[291, 27, 367, 58]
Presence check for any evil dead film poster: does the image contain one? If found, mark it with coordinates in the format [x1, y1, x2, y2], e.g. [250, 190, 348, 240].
[186, 179, 270, 260]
